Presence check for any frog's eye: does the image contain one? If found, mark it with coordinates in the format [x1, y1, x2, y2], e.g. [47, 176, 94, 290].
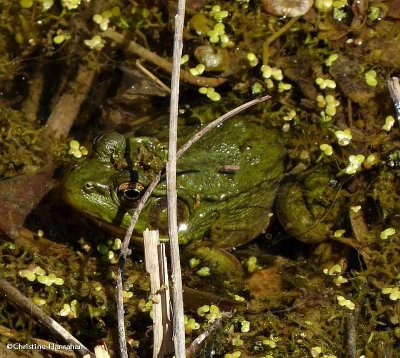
[117, 182, 145, 206]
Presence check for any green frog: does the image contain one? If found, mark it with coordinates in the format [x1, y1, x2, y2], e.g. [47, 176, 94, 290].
[62, 116, 285, 273]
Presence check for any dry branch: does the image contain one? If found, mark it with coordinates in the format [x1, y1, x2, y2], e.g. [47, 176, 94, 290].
[46, 65, 96, 138]
[101, 30, 225, 88]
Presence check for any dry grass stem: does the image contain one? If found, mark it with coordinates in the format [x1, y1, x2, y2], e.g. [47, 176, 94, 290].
[167, 0, 187, 355]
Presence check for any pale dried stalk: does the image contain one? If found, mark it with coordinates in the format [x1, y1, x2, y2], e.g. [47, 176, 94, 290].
[158, 243, 173, 353]
[144, 230, 163, 357]
[144, 230, 173, 357]
[167, 0, 187, 356]
[388, 77, 400, 121]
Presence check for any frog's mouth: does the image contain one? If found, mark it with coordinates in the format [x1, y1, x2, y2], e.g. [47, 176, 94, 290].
[87, 215, 146, 245]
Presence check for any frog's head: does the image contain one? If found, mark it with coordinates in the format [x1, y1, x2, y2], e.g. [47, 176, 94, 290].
[62, 132, 189, 240]
[63, 133, 146, 232]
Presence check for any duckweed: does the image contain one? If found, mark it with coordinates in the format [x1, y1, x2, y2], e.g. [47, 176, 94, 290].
[196, 266, 211, 276]
[261, 65, 283, 81]
[93, 14, 110, 31]
[189, 64, 205, 76]
[206, 305, 222, 322]
[197, 305, 210, 317]
[246, 52, 259, 67]
[180, 54, 189, 65]
[59, 300, 79, 318]
[251, 82, 263, 94]
[189, 257, 200, 268]
[231, 336, 244, 346]
[315, 0, 333, 12]
[325, 54, 339, 66]
[224, 351, 241, 358]
[334, 129, 352, 146]
[53, 32, 71, 44]
[365, 70, 378, 87]
[382, 116, 395, 131]
[240, 320, 250, 333]
[278, 82, 292, 92]
[368, 6, 380, 21]
[234, 295, 245, 302]
[380, 228, 396, 240]
[323, 264, 342, 276]
[84, 35, 105, 51]
[333, 275, 348, 286]
[199, 87, 221, 101]
[245, 256, 259, 273]
[344, 155, 365, 174]
[334, 230, 345, 237]
[20, 0, 33, 8]
[336, 295, 355, 310]
[315, 77, 336, 90]
[263, 334, 280, 348]
[320, 144, 333, 156]
[62, 0, 80, 10]
[382, 287, 400, 301]
[184, 315, 200, 334]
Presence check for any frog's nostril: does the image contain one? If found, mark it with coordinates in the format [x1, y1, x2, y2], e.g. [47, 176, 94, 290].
[84, 182, 94, 191]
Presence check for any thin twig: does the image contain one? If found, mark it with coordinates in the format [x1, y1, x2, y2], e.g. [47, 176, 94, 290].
[116, 95, 270, 356]
[135, 60, 171, 94]
[101, 30, 225, 88]
[262, 16, 300, 65]
[168, 1, 187, 356]
[117, 173, 162, 358]
[0, 277, 93, 358]
[346, 311, 357, 358]
[186, 312, 232, 358]
[177, 95, 270, 158]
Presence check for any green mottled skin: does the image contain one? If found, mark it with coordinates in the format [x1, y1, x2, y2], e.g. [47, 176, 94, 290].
[62, 116, 285, 249]
[276, 167, 334, 244]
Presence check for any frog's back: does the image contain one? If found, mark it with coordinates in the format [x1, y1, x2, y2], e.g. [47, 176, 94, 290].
[174, 116, 285, 247]
[177, 117, 285, 199]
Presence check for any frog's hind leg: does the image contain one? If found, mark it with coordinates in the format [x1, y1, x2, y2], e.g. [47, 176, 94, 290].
[185, 242, 245, 280]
